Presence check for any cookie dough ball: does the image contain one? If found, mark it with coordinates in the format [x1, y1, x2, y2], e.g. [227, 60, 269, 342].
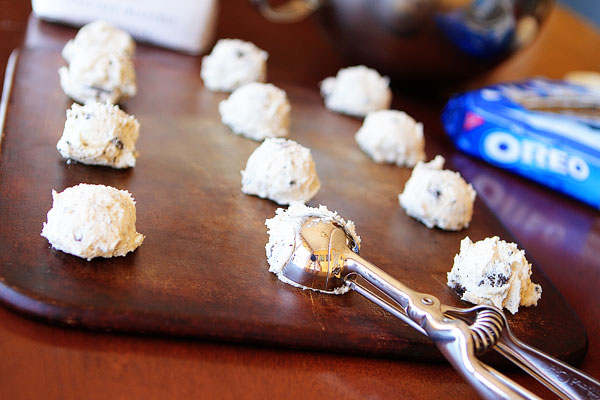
[62, 20, 135, 63]
[398, 155, 476, 230]
[219, 82, 290, 141]
[355, 110, 425, 167]
[201, 39, 268, 92]
[320, 65, 392, 117]
[241, 138, 320, 205]
[41, 184, 144, 261]
[265, 203, 360, 294]
[57, 102, 140, 168]
[447, 236, 542, 314]
[59, 49, 137, 104]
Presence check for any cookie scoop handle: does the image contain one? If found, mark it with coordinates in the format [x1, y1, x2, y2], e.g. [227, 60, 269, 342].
[493, 316, 600, 400]
[344, 256, 541, 400]
[251, 0, 320, 23]
[283, 217, 537, 398]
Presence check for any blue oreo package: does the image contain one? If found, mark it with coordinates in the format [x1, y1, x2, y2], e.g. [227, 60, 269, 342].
[442, 78, 600, 208]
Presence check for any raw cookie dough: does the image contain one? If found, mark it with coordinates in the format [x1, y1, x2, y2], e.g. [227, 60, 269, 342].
[57, 102, 140, 168]
[219, 82, 290, 141]
[447, 236, 542, 314]
[265, 203, 360, 294]
[241, 138, 320, 205]
[62, 20, 135, 63]
[201, 38, 268, 92]
[59, 49, 137, 104]
[355, 109, 426, 167]
[41, 184, 145, 261]
[320, 65, 392, 117]
[398, 155, 476, 230]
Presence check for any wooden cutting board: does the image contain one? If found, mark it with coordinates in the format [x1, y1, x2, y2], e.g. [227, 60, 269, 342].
[0, 44, 587, 364]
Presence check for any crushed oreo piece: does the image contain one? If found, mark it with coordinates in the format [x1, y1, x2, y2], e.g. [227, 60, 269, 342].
[450, 282, 466, 297]
[486, 273, 509, 287]
[111, 138, 124, 150]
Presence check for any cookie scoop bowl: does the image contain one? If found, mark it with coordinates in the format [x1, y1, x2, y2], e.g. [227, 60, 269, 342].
[281, 217, 358, 293]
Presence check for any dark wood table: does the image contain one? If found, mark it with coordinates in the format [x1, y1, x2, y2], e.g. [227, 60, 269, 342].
[1, 1, 599, 398]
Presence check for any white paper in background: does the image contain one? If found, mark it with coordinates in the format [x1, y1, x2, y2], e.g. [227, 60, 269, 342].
[31, 0, 218, 54]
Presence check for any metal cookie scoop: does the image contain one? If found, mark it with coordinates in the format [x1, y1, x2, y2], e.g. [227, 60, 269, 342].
[281, 217, 600, 400]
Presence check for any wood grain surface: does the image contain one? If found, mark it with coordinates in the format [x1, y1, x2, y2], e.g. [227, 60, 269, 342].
[0, 36, 587, 363]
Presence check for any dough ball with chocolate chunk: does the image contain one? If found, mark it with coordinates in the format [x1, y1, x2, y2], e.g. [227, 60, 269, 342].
[41, 184, 145, 261]
[219, 82, 290, 141]
[320, 65, 392, 118]
[241, 138, 320, 205]
[447, 236, 542, 314]
[59, 49, 137, 104]
[57, 102, 140, 168]
[62, 20, 135, 63]
[201, 39, 268, 92]
[355, 109, 426, 167]
[398, 155, 476, 230]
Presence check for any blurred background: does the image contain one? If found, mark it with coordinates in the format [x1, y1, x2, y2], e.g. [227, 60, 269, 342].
[559, 0, 600, 26]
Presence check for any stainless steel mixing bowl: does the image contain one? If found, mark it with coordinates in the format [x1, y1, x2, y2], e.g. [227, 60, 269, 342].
[253, 0, 554, 83]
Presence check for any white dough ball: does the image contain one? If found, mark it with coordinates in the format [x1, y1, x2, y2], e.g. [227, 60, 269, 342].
[320, 65, 392, 117]
[41, 184, 144, 261]
[201, 39, 268, 92]
[398, 155, 476, 230]
[59, 49, 137, 104]
[62, 20, 135, 63]
[447, 236, 542, 314]
[241, 138, 320, 205]
[57, 102, 140, 169]
[219, 82, 290, 141]
[355, 109, 425, 167]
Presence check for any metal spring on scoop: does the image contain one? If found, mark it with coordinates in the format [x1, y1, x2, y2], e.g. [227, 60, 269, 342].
[469, 308, 505, 355]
